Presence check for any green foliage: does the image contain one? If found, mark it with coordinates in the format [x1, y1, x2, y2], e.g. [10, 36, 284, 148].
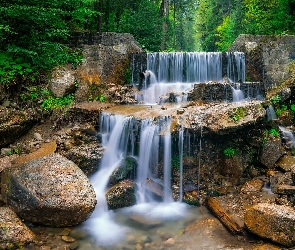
[230, 107, 246, 122]
[0, 52, 36, 85]
[172, 154, 180, 169]
[268, 128, 280, 137]
[263, 128, 280, 144]
[0, 0, 91, 85]
[270, 95, 281, 104]
[223, 147, 237, 158]
[41, 93, 74, 111]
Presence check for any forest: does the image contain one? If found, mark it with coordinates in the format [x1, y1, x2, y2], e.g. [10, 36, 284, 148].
[1, 0, 295, 85]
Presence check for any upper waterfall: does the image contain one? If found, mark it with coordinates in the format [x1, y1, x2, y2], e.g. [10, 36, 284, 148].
[131, 52, 246, 104]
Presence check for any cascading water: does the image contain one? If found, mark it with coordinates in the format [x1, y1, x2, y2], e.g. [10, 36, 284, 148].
[133, 52, 247, 104]
[179, 128, 184, 201]
[84, 113, 189, 247]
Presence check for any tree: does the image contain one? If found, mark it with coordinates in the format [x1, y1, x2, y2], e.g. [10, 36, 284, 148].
[0, 0, 99, 85]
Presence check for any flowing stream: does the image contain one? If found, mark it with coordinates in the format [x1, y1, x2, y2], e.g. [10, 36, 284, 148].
[80, 51, 257, 249]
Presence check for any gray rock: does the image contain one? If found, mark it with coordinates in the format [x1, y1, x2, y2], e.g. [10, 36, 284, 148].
[33, 132, 43, 141]
[108, 156, 138, 186]
[260, 138, 283, 168]
[270, 172, 293, 194]
[106, 179, 137, 210]
[49, 67, 77, 98]
[0, 207, 35, 249]
[244, 203, 295, 247]
[1, 153, 96, 227]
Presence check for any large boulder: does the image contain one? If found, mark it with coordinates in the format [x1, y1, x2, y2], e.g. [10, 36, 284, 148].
[0, 207, 36, 249]
[0, 106, 40, 147]
[244, 203, 295, 247]
[1, 153, 96, 227]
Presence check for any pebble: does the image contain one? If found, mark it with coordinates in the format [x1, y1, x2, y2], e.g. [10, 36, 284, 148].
[34, 132, 43, 141]
[164, 238, 175, 247]
[61, 235, 75, 243]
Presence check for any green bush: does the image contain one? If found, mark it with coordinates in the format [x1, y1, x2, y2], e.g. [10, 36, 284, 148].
[223, 147, 236, 158]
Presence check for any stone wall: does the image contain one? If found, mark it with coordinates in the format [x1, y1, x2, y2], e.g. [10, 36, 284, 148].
[71, 32, 143, 102]
[229, 34, 295, 89]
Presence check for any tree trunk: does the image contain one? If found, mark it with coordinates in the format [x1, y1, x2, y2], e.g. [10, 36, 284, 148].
[98, 0, 103, 31]
[160, 0, 169, 50]
[207, 197, 243, 235]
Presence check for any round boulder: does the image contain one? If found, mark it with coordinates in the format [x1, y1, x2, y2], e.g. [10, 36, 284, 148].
[1, 153, 96, 227]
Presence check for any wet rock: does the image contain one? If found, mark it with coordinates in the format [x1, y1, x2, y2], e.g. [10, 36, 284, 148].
[244, 203, 295, 247]
[141, 178, 164, 201]
[106, 179, 137, 209]
[128, 215, 162, 230]
[270, 172, 293, 194]
[183, 190, 200, 206]
[276, 155, 295, 172]
[260, 138, 283, 168]
[291, 165, 295, 184]
[49, 66, 77, 98]
[220, 152, 251, 182]
[188, 82, 232, 102]
[176, 108, 185, 114]
[69, 241, 79, 250]
[240, 179, 264, 193]
[164, 238, 175, 247]
[179, 101, 266, 134]
[61, 235, 75, 243]
[0, 207, 36, 249]
[1, 153, 96, 227]
[0, 106, 40, 147]
[108, 156, 138, 186]
[275, 184, 295, 195]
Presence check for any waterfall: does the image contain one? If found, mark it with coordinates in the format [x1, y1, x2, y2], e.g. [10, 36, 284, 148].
[279, 126, 295, 149]
[179, 129, 184, 201]
[227, 52, 245, 83]
[85, 113, 189, 246]
[197, 127, 202, 201]
[163, 119, 173, 202]
[84, 113, 135, 246]
[133, 51, 246, 104]
[136, 119, 159, 203]
[266, 105, 277, 121]
[231, 83, 245, 102]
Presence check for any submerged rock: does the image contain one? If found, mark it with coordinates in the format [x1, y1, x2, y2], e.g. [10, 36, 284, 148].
[0, 207, 36, 249]
[141, 178, 164, 201]
[244, 203, 295, 247]
[106, 179, 137, 210]
[1, 153, 96, 227]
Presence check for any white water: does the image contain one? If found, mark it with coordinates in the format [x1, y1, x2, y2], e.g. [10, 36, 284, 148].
[84, 113, 189, 247]
[266, 105, 277, 121]
[279, 126, 295, 149]
[179, 129, 184, 201]
[84, 115, 134, 246]
[135, 51, 247, 104]
[231, 82, 245, 102]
